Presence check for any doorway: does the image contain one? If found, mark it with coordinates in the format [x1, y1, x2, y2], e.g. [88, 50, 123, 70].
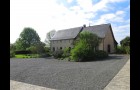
[107, 44, 111, 53]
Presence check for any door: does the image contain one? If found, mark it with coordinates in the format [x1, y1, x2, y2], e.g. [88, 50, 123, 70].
[107, 44, 110, 53]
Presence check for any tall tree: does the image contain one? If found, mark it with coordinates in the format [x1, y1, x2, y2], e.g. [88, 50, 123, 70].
[45, 30, 56, 46]
[120, 36, 130, 54]
[15, 27, 41, 50]
[120, 36, 130, 47]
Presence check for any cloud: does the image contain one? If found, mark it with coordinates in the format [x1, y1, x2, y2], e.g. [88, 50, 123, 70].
[67, 0, 73, 3]
[76, 0, 93, 12]
[10, 0, 129, 44]
[92, 10, 126, 25]
[112, 23, 130, 44]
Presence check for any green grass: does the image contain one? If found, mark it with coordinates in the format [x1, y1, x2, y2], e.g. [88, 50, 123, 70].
[15, 54, 39, 58]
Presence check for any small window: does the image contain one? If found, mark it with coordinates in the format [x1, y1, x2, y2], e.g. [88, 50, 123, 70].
[60, 47, 62, 49]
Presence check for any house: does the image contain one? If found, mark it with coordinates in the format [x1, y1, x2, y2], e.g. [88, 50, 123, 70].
[50, 24, 118, 53]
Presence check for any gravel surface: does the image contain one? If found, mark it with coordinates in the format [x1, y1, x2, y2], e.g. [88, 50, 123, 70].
[10, 54, 129, 90]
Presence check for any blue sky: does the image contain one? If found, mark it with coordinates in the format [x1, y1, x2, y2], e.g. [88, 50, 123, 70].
[10, 0, 130, 44]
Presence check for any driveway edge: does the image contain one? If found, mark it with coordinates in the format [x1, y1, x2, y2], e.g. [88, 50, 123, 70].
[104, 59, 130, 90]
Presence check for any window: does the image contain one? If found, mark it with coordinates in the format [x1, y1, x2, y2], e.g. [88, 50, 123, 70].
[60, 40, 62, 43]
[60, 47, 62, 50]
[69, 40, 70, 43]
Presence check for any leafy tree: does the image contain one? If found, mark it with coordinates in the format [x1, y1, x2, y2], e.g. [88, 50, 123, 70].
[70, 31, 100, 61]
[120, 36, 130, 47]
[14, 27, 41, 51]
[35, 42, 46, 54]
[26, 42, 46, 54]
[10, 43, 16, 58]
[15, 38, 26, 50]
[19, 27, 41, 49]
[10, 43, 16, 51]
[120, 36, 130, 54]
[45, 30, 56, 46]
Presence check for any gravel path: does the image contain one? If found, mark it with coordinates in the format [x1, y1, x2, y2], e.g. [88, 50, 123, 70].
[10, 54, 129, 90]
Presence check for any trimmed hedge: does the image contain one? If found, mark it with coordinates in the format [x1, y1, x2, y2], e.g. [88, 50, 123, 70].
[15, 50, 31, 54]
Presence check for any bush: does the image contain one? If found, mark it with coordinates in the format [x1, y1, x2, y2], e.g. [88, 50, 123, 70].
[10, 51, 15, 58]
[95, 50, 108, 59]
[26, 46, 37, 54]
[125, 46, 130, 54]
[62, 47, 71, 58]
[116, 46, 126, 54]
[53, 50, 63, 58]
[15, 50, 31, 54]
[39, 53, 51, 58]
[70, 41, 95, 62]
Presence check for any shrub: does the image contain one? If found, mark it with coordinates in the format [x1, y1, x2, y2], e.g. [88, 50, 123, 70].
[70, 41, 95, 62]
[62, 47, 71, 58]
[15, 50, 31, 54]
[116, 46, 126, 54]
[26, 46, 37, 54]
[10, 51, 15, 58]
[53, 50, 63, 58]
[125, 46, 130, 54]
[95, 50, 108, 59]
[39, 53, 51, 58]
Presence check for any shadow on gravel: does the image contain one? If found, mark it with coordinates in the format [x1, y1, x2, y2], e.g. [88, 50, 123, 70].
[80, 55, 127, 62]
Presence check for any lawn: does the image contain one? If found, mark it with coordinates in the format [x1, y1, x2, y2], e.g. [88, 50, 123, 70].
[15, 54, 39, 58]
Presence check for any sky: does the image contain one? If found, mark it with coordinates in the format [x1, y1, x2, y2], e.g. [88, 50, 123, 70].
[10, 0, 130, 44]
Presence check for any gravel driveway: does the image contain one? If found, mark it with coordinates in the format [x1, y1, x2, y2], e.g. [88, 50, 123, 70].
[10, 54, 129, 90]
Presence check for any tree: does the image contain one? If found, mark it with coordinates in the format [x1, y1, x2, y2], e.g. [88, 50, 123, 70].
[70, 31, 100, 61]
[26, 42, 46, 54]
[120, 36, 130, 47]
[45, 30, 56, 46]
[10, 43, 16, 51]
[15, 27, 41, 50]
[120, 36, 130, 54]
[15, 38, 26, 50]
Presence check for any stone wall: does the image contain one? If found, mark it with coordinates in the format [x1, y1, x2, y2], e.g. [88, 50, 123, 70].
[104, 28, 115, 53]
[50, 39, 74, 51]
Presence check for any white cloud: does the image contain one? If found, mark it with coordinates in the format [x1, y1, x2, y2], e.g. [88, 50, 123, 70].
[76, 0, 93, 11]
[92, 10, 126, 25]
[112, 24, 130, 44]
[10, 0, 95, 43]
[116, 11, 124, 15]
[67, 0, 73, 3]
[10, 0, 129, 44]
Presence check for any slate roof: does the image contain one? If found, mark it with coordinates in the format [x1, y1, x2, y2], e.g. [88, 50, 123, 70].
[82, 24, 110, 38]
[50, 24, 117, 44]
[50, 26, 83, 40]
